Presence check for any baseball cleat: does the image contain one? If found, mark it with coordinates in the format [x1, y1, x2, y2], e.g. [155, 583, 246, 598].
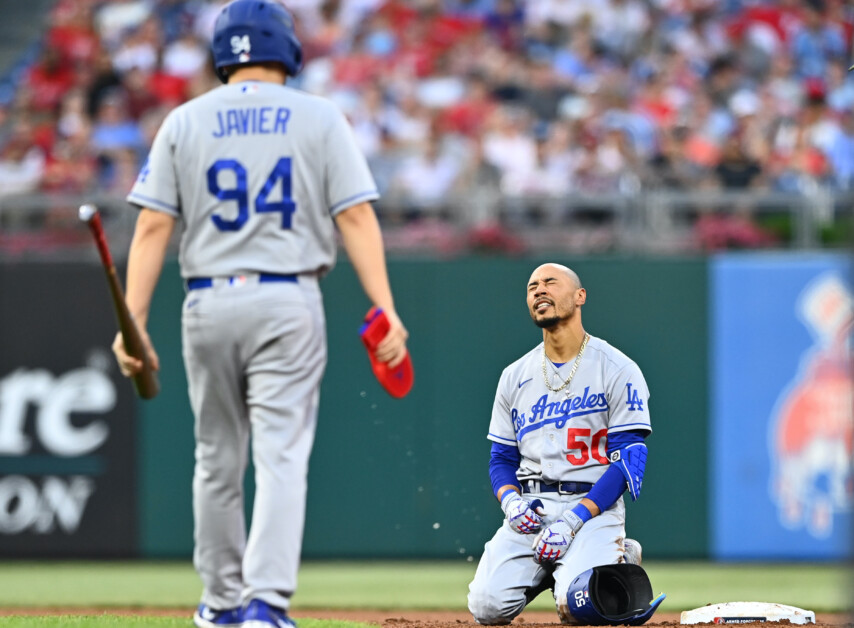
[242, 599, 296, 628]
[193, 603, 243, 627]
[623, 538, 643, 565]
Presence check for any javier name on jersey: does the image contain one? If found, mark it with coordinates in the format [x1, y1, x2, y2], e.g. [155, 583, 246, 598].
[212, 106, 292, 138]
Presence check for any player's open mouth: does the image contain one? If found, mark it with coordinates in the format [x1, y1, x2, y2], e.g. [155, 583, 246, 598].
[534, 299, 552, 314]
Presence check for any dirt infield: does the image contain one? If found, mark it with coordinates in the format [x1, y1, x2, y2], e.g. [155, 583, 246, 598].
[0, 609, 850, 627]
[294, 610, 853, 627]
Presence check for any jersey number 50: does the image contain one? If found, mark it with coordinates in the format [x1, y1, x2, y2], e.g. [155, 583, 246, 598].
[207, 157, 296, 231]
[566, 428, 609, 465]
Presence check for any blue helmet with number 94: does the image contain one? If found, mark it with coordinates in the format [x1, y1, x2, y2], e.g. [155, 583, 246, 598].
[211, 0, 303, 83]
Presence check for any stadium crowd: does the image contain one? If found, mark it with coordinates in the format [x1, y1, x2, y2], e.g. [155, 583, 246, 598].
[0, 0, 852, 251]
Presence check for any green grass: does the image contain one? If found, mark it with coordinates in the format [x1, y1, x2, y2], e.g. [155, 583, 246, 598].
[0, 618, 371, 628]
[0, 560, 849, 615]
[0, 619, 189, 628]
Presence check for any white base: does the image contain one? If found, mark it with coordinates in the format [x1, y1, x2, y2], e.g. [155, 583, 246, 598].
[680, 602, 816, 625]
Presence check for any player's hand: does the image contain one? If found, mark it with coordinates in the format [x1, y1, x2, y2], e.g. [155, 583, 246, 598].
[531, 510, 584, 563]
[501, 493, 545, 534]
[112, 329, 160, 377]
[375, 309, 409, 367]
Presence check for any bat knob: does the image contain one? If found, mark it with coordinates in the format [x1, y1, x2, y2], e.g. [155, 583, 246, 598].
[78, 203, 98, 223]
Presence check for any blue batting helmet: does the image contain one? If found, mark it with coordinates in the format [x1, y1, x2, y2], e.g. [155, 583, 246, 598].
[565, 564, 665, 626]
[211, 0, 303, 83]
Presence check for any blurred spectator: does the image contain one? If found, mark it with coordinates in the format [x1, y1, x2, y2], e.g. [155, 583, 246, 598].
[303, 0, 348, 59]
[387, 133, 462, 220]
[86, 47, 124, 118]
[56, 88, 90, 139]
[25, 47, 75, 113]
[592, 0, 651, 62]
[112, 17, 163, 74]
[162, 31, 209, 79]
[368, 128, 405, 201]
[454, 134, 502, 226]
[119, 67, 161, 120]
[826, 60, 854, 113]
[438, 71, 496, 137]
[482, 105, 537, 189]
[484, 0, 525, 51]
[714, 131, 765, 189]
[103, 147, 143, 193]
[593, 126, 641, 193]
[95, 0, 151, 51]
[502, 132, 570, 198]
[644, 126, 708, 190]
[552, 19, 601, 93]
[519, 60, 568, 124]
[0, 120, 46, 197]
[42, 125, 97, 194]
[789, 0, 847, 79]
[443, 0, 494, 19]
[827, 109, 854, 190]
[47, 0, 100, 66]
[90, 91, 145, 161]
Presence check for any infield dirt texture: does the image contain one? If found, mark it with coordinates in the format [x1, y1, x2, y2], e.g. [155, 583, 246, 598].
[0, 609, 851, 628]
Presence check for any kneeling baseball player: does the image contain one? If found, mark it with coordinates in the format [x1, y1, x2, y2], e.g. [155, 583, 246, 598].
[468, 263, 664, 626]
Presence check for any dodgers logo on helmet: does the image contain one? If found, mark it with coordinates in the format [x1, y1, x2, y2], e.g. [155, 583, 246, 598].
[768, 273, 854, 540]
[211, 0, 303, 83]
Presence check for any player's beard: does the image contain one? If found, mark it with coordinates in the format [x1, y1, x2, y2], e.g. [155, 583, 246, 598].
[534, 313, 565, 329]
[532, 301, 575, 329]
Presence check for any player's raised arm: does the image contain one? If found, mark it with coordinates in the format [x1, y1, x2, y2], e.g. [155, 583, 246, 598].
[334, 201, 409, 367]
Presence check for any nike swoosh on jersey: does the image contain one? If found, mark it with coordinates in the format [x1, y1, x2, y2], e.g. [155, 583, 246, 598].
[518, 378, 533, 388]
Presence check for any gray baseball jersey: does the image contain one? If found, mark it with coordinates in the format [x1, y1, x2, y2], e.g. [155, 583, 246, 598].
[469, 335, 652, 624]
[127, 81, 378, 277]
[126, 80, 378, 612]
[487, 335, 652, 485]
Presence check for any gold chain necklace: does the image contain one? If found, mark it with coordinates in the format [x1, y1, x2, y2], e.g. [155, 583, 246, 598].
[541, 333, 590, 394]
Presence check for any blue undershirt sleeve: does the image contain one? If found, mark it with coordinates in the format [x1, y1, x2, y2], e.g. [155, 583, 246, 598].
[606, 429, 647, 453]
[489, 442, 521, 498]
[585, 430, 647, 513]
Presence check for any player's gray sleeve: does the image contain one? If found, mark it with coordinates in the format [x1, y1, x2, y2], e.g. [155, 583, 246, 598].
[323, 106, 379, 215]
[127, 111, 181, 217]
[487, 370, 517, 446]
[606, 363, 652, 434]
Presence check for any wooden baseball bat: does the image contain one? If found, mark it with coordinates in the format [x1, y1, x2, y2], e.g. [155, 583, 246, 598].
[79, 203, 160, 400]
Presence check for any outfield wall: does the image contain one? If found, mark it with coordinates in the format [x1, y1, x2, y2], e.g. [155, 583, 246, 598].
[1, 254, 850, 560]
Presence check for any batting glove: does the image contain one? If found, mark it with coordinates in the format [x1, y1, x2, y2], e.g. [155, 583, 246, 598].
[532, 510, 584, 564]
[500, 492, 545, 535]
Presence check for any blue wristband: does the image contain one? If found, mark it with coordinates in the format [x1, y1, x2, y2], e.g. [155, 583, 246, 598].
[570, 502, 593, 523]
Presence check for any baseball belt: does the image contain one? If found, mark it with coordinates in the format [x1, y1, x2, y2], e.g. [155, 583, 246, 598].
[186, 272, 297, 291]
[522, 480, 594, 495]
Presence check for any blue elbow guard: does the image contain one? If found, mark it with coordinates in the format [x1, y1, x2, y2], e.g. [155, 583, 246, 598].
[609, 443, 647, 501]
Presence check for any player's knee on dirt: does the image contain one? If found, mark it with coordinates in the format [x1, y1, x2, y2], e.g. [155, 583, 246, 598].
[467, 590, 525, 625]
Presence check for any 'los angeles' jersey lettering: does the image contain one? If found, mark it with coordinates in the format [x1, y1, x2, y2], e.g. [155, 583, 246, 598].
[511, 388, 609, 437]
